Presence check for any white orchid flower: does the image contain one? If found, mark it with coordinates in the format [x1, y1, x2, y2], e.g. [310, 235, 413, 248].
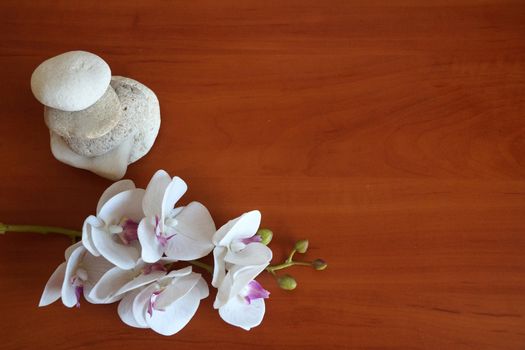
[138, 170, 216, 263]
[214, 264, 270, 330]
[211, 211, 273, 330]
[117, 266, 209, 336]
[82, 179, 145, 270]
[211, 210, 272, 288]
[88, 258, 176, 304]
[39, 242, 114, 308]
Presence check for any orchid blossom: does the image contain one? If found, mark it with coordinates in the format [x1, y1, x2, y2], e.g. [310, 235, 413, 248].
[39, 242, 114, 308]
[138, 170, 215, 263]
[212, 210, 272, 288]
[2, 169, 330, 336]
[214, 264, 270, 330]
[82, 179, 145, 269]
[117, 266, 209, 336]
[210, 211, 273, 330]
[88, 258, 176, 303]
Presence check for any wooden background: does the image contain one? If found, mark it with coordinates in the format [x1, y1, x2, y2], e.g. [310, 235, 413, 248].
[1, 1, 524, 349]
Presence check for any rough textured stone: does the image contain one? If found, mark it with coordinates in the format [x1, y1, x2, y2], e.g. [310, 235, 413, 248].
[111, 76, 161, 163]
[63, 76, 160, 161]
[48, 76, 161, 180]
[44, 86, 122, 139]
[64, 79, 146, 157]
[31, 51, 111, 111]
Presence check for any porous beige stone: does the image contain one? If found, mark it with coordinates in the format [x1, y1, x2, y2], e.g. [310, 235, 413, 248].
[48, 76, 161, 180]
[62, 76, 160, 161]
[111, 76, 161, 163]
[63, 81, 146, 157]
[44, 86, 122, 139]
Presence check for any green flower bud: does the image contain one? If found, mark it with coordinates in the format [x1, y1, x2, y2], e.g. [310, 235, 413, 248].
[277, 274, 297, 290]
[256, 228, 273, 245]
[312, 259, 327, 271]
[294, 239, 309, 253]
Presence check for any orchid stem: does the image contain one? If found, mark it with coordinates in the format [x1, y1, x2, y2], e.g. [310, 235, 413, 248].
[266, 260, 312, 274]
[188, 260, 213, 274]
[0, 223, 81, 240]
[285, 249, 297, 263]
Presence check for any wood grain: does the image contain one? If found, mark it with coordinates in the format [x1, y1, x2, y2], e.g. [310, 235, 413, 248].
[1, 1, 525, 349]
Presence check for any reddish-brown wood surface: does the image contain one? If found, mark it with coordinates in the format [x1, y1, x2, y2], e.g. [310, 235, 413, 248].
[1, 1, 524, 349]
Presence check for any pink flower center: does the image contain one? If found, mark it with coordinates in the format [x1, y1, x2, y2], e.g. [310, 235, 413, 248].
[70, 275, 84, 308]
[118, 219, 139, 245]
[147, 290, 163, 317]
[241, 234, 262, 245]
[143, 262, 167, 275]
[154, 215, 176, 248]
[244, 280, 270, 304]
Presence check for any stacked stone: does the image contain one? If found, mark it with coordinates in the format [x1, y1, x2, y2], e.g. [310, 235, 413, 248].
[31, 51, 161, 180]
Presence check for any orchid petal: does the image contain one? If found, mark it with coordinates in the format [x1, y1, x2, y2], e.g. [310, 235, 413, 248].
[118, 289, 147, 329]
[91, 226, 139, 269]
[81, 252, 117, 299]
[61, 246, 86, 308]
[194, 276, 209, 300]
[147, 289, 201, 336]
[143, 170, 171, 218]
[211, 246, 227, 288]
[224, 242, 273, 266]
[82, 253, 115, 281]
[82, 215, 101, 256]
[165, 202, 215, 260]
[88, 266, 131, 304]
[98, 188, 145, 225]
[161, 266, 193, 280]
[219, 296, 265, 331]
[165, 232, 213, 261]
[154, 273, 201, 310]
[161, 176, 187, 220]
[133, 283, 158, 327]
[64, 241, 83, 260]
[39, 262, 66, 307]
[174, 202, 216, 239]
[97, 179, 135, 214]
[138, 217, 163, 263]
[213, 210, 261, 247]
[116, 270, 167, 297]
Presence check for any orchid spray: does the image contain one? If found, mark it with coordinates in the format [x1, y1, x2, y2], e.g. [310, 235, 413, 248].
[0, 170, 327, 335]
